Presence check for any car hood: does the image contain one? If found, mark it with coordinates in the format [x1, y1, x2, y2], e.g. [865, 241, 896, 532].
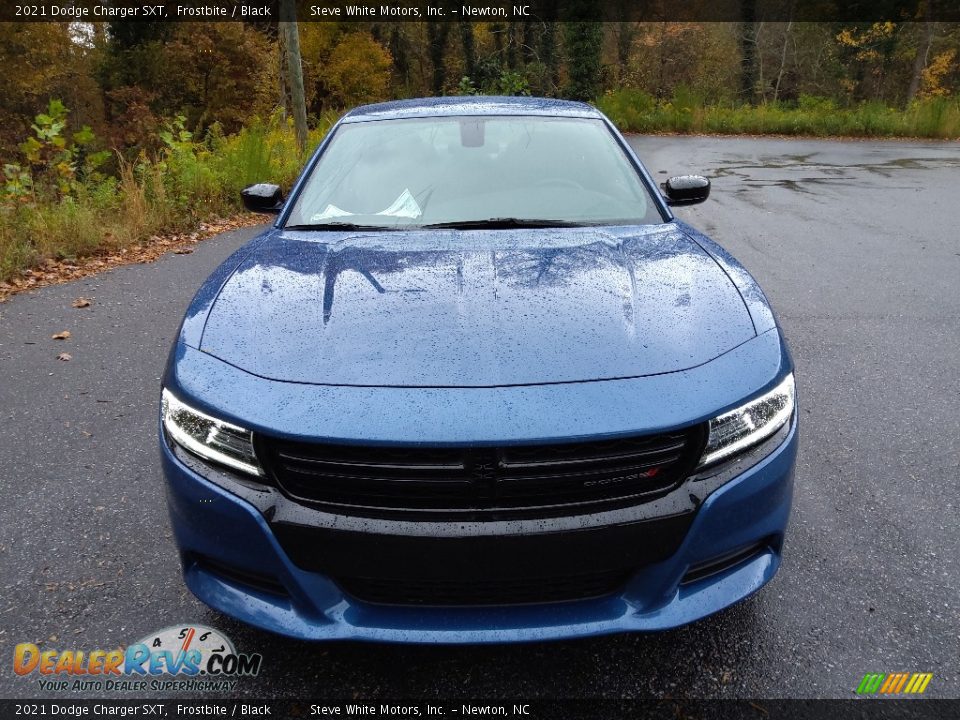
[200, 225, 756, 387]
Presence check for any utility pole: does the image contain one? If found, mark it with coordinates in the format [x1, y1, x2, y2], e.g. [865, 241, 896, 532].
[281, 0, 308, 155]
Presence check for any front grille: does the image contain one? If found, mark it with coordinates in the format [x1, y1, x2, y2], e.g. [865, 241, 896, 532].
[259, 427, 704, 519]
[337, 569, 631, 606]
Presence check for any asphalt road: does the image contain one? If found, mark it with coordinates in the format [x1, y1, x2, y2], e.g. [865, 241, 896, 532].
[1, 136, 957, 700]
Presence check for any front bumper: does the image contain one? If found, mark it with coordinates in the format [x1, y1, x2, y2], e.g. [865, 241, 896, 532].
[161, 416, 797, 643]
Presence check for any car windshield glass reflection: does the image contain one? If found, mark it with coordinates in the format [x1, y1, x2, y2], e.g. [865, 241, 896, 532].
[285, 116, 665, 229]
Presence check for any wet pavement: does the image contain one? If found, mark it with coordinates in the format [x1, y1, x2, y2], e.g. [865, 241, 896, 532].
[0, 136, 957, 699]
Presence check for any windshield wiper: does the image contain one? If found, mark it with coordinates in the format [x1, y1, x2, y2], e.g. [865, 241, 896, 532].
[421, 218, 590, 230]
[283, 222, 396, 231]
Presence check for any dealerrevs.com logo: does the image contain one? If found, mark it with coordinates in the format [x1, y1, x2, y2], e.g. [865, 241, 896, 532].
[13, 624, 262, 693]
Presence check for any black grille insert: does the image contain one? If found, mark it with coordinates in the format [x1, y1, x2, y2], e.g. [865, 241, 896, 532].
[337, 569, 632, 606]
[681, 542, 769, 585]
[259, 427, 704, 519]
[195, 556, 288, 597]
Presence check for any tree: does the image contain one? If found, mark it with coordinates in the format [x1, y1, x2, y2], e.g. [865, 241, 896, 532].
[298, 22, 343, 111]
[0, 23, 102, 155]
[918, 48, 956, 98]
[563, 18, 603, 101]
[98, 22, 273, 147]
[540, 13, 560, 93]
[614, 22, 638, 82]
[626, 23, 738, 103]
[323, 32, 394, 108]
[739, 0, 759, 103]
[460, 22, 477, 80]
[836, 22, 902, 102]
[161, 24, 274, 131]
[426, 24, 451, 95]
[772, 21, 795, 102]
[107, 21, 171, 51]
[906, 3, 936, 104]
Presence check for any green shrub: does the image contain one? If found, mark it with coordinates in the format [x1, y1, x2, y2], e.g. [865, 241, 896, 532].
[910, 97, 960, 138]
[797, 95, 838, 113]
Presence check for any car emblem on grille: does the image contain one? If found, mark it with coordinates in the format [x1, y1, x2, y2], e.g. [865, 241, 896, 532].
[474, 461, 497, 481]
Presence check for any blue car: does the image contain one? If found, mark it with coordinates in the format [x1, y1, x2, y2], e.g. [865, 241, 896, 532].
[160, 96, 797, 643]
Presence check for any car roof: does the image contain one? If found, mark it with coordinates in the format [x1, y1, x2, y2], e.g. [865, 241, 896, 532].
[341, 96, 603, 123]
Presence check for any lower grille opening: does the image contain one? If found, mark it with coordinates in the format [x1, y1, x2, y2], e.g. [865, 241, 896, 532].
[337, 569, 632, 607]
[681, 542, 768, 585]
[196, 556, 288, 597]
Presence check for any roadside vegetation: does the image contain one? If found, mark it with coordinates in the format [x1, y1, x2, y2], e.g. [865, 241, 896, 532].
[2, 19, 959, 288]
[598, 90, 960, 138]
[0, 105, 336, 288]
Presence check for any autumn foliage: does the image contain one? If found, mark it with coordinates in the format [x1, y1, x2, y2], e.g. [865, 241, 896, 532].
[0, 19, 958, 288]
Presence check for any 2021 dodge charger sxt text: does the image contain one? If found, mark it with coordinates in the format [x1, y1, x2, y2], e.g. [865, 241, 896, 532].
[160, 96, 797, 643]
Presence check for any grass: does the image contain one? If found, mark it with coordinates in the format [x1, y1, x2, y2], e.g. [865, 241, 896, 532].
[596, 89, 960, 139]
[2, 94, 959, 287]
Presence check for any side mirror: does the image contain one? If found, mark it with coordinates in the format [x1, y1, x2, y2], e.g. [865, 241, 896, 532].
[241, 183, 284, 214]
[661, 175, 710, 206]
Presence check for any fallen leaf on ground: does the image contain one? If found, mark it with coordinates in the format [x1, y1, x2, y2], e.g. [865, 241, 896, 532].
[71, 297, 92, 308]
[173, 248, 194, 255]
[51, 331, 71, 340]
[57, 352, 72, 361]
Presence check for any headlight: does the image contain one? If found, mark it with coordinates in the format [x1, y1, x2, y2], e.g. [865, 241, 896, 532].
[698, 374, 795, 468]
[161, 388, 263, 477]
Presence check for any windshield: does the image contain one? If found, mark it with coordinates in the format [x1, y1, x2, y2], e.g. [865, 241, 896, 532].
[284, 116, 665, 229]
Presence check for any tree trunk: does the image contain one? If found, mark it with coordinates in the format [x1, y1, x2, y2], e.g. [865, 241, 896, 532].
[773, 21, 793, 101]
[656, 23, 667, 99]
[506, 22, 517, 70]
[459, 21, 476, 80]
[522, 21, 536, 64]
[615, 22, 637, 83]
[540, 12, 559, 94]
[739, 0, 758, 104]
[756, 22, 766, 102]
[281, 6, 308, 155]
[427, 24, 450, 95]
[563, 20, 603, 101]
[277, 25, 288, 121]
[388, 26, 411, 87]
[906, 3, 936, 105]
